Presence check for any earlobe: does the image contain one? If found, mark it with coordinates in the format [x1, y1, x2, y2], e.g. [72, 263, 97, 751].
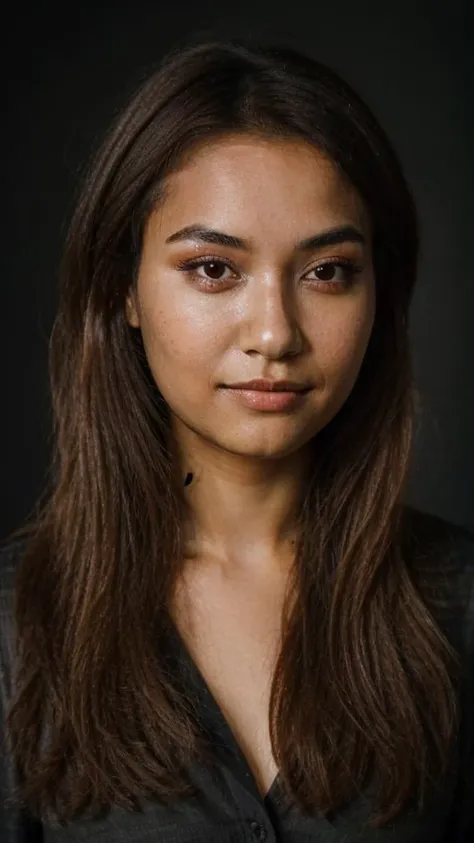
[125, 294, 140, 328]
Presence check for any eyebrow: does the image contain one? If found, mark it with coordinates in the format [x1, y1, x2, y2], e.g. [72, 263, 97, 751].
[165, 223, 366, 252]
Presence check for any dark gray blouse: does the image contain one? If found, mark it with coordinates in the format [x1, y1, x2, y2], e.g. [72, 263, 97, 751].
[1, 508, 473, 842]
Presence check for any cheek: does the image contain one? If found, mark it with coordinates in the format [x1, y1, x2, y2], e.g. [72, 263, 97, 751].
[312, 302, 374, 385]
[138, 298, 222, 392]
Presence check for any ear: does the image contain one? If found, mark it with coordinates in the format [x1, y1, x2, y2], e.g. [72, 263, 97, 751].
[125, 291, 140, 328]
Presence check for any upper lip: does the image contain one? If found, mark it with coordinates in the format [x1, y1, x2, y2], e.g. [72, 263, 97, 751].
[225, 379, 310, 392]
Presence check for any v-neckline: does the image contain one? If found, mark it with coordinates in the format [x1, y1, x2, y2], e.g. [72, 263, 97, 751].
[165, 619, 347, 831]
[167, 618, 281, 805]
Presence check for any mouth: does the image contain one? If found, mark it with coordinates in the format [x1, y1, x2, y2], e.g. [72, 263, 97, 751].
[221, 386, 312, 411]
[223, 384, 311, 393]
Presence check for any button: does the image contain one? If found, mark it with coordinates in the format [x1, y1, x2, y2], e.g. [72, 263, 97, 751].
[249, 820, 267, 840]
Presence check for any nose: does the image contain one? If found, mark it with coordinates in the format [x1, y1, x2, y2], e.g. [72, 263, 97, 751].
[242, 279, 304, 359]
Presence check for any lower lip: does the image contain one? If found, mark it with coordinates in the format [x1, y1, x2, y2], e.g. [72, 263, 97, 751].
[223, 388, 309, 411]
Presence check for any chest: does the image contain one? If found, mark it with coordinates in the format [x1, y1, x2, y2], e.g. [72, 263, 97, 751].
[170, 563, 291, 799]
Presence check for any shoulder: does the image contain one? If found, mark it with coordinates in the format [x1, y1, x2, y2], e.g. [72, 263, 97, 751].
[1, 509, 473, 654]
[400, 503, 474, 593]
[0, 535, 31, 693]
[2, 508, 473, 604]
[0, 534, 29, 630]
[0, 534, 28, 591]
[401, 503, 474, 554]
[401, 506, 474, 704]
[0, 535, 45, 839]
[401, 504, 474, 595]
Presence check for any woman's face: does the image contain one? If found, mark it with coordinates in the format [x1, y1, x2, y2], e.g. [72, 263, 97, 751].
[126, 135, 376, 462]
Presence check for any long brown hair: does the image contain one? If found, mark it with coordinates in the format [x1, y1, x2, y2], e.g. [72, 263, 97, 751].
[3, 33, 463, 830]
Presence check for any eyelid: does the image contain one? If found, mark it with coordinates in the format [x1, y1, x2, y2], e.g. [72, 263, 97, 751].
[176, 254, 236, 269]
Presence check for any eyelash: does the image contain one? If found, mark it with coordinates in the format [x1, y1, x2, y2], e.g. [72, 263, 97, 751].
[175, 255, 363, 291]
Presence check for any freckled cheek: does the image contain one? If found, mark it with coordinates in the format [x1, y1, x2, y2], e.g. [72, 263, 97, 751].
[139, 305, 222, 391]
[311, 306, 374, 385]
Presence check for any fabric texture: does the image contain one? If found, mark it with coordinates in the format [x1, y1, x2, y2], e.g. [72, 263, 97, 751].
[1, 506, 473, 842]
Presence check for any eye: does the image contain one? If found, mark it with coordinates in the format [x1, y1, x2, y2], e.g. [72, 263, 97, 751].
[303, 258, 363, 289]
[175, 257, 236, 285]
[191, 259, 234, 282]
[175, 256, 363, 290]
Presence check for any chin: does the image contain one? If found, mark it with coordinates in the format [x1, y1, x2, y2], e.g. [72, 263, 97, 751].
[211, 432, 315, 461]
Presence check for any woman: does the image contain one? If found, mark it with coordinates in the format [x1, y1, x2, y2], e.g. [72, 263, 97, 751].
[1, 34, 472, 842]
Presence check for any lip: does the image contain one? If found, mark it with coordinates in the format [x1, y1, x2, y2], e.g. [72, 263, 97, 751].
[225, 379, 309, 392]
[222, 387, 310, 411]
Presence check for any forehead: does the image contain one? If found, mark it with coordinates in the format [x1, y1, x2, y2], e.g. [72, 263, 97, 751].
[151, 135, 369, 238]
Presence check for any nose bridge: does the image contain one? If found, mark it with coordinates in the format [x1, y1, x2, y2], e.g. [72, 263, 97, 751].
[244, 268, 303, 356]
